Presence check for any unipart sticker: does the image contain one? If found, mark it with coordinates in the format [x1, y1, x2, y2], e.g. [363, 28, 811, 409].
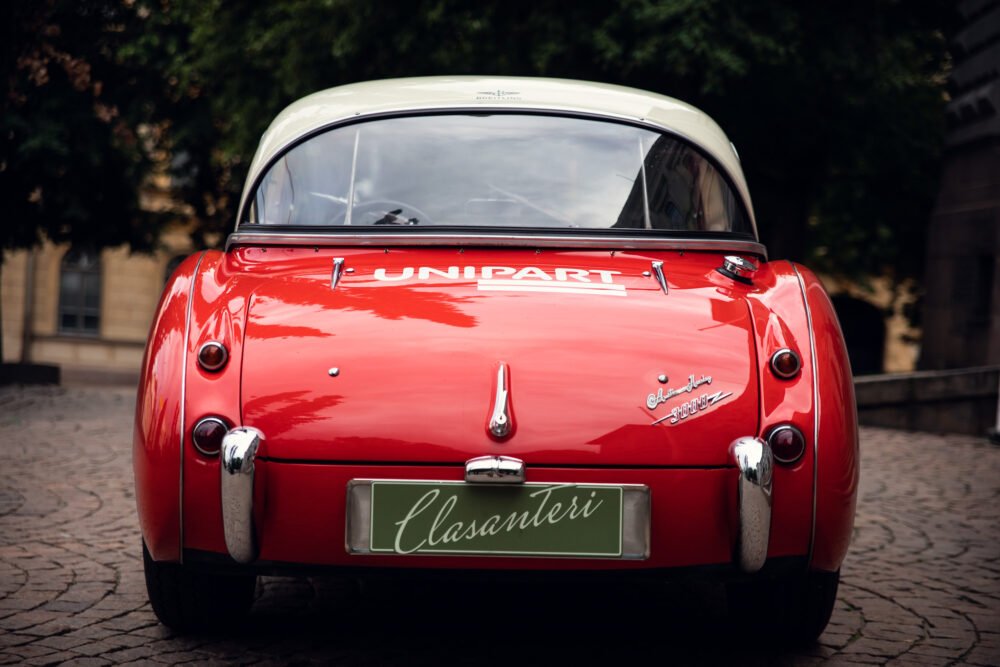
[372, 266, 626, 297]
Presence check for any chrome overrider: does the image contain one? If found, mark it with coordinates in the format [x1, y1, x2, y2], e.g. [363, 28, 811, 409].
[220, 427, 264, 564]
[730, 436, 774, 573]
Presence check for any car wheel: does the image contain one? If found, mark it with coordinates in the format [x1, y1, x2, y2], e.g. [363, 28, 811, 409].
[142, 541, 257, 631]
[727, 569, 840, 644]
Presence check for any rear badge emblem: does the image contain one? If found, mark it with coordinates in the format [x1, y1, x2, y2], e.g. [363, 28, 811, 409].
[651, 391, 733, 426]
[646, 374, 713, 409]
[646, 374, 732, 426]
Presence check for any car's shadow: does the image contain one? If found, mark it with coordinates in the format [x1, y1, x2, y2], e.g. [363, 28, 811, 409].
[212, 575, 817, 665]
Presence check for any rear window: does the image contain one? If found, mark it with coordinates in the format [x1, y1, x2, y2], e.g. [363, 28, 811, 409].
[246, 114, 751, 235]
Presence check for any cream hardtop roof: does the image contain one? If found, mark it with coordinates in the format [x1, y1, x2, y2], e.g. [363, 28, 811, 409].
[238, 76, 756, 232]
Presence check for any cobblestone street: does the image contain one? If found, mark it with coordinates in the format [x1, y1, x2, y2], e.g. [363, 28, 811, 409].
[0, 385, 997, 665]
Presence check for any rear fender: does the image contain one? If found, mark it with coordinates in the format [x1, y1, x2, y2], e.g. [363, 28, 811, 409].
[134, 252, 205, 561]
[744, 261, 816, 560]
[795, 265, 859, 572]
[181, 250, 252, 556]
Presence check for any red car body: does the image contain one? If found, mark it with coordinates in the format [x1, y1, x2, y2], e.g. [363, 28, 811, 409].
[134, 77, 858, 638]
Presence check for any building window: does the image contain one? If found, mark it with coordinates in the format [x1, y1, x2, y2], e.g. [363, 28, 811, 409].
[59, 247, 101, 335]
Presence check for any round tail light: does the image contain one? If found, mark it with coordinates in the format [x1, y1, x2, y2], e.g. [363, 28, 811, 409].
[192, 417, 229, 456]
[197, 341, 229, 372]
[770, 348, 802, 379]
[767, 424, 806, 464]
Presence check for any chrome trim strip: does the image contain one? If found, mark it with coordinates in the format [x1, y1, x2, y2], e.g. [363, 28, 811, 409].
[220, 427, 264, 564]
[331, 257, 345, 289]
[650, 260, 668, 294]
[344, 130, 360, 226]
[226, 232, 767, 257]
[178, 251, 207, 564]
[730, 436, 773, 572]
[638, 136, 652, 229]
[791, 262, 820, 567]
[464, 455, 525, 484]
[235, 106, 759, 238]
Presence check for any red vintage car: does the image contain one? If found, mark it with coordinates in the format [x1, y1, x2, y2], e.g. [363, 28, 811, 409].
[134, 77, 858, 641]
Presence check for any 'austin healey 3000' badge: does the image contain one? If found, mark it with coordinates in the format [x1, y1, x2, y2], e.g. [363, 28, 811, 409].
[647, 374, 732, 426]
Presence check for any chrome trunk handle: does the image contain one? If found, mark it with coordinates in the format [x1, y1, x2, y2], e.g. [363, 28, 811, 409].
[488, 362, 512, 439]
[465, 455, 525, 484]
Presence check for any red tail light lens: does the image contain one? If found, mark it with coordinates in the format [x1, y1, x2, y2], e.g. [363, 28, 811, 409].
[770, 348, 801, 379]
[197, 341, 229, 372]
[192, 417, 228, 456]
[767, 424, 806, 464]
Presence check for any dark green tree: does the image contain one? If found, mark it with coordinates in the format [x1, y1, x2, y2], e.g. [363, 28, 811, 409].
[126, 0, 953, 282]
[2, 0, 163, 252]
[2, 0, 169, 360]
[7, 0, 954, 281]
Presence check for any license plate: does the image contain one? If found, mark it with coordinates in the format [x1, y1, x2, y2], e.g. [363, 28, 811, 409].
[346, 480, 650, 559]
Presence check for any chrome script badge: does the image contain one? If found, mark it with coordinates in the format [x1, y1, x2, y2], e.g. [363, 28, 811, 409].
[646, 374, 713, 410]
[651, 391, 733, 426]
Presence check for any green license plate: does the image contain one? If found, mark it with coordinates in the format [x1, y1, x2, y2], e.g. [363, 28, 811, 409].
[368, 481, 624, 557]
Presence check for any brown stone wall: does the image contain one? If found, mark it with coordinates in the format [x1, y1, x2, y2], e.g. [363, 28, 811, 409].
[921, 141, 1000, 370]
[1, 229, 194, 373]
[920, 0, 1000, 370]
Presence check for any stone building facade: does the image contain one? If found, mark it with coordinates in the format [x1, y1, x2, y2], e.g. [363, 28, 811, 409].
[921, 0, 1000, 370]
[1, 227, 194, 378]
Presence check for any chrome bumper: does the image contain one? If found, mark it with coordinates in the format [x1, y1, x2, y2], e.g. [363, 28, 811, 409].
[218, 428, 771, 570]
[220, 427, 264, 564]
[731, 437, 773, 573]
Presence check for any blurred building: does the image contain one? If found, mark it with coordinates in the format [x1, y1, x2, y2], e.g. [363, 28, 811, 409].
[921, 0, 1000, 370]
[1, 159, 198, 382]
[825, 278, 921, 375]
[1, 227, 194, 381]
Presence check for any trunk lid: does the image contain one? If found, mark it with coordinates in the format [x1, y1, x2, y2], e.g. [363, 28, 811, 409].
[240, 248, 758, 467]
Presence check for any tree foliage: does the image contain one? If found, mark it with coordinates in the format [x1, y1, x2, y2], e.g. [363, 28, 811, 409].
[2, 0, 164, 252]
[6, 0, 955, 282]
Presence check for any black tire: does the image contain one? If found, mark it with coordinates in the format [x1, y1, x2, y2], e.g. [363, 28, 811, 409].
[142, 542, 257, 632]
[727, 569, 840, 645]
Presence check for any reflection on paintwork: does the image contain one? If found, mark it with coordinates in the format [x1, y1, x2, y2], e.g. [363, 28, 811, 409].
[242, 390, 344, 441]
[240, 249, 759, 467]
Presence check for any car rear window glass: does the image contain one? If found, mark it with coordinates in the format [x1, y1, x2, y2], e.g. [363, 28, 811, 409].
[247, 114, 751, 235]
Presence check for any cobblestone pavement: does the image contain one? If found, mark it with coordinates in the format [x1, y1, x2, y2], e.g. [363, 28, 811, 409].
[0, 385, 997, 666]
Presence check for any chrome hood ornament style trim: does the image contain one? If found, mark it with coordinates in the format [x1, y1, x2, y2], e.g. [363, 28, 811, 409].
[650, 260, 668, 294]
[330, 257, 345, 289]
[488, 362, 512, 440]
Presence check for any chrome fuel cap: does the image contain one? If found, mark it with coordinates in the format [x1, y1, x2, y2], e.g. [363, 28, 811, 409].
[718, 255, 758, 284]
